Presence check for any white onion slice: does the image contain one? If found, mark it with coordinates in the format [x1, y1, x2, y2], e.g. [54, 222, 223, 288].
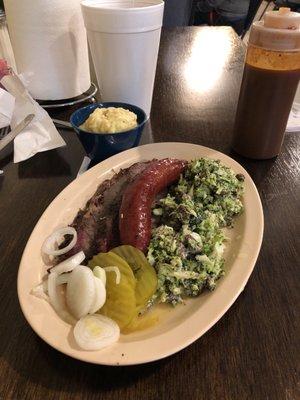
[93, 266, 106, 286]
[89, 277, 106, 314]
[73, 314, 120, 351]
[41, 227, 77, 256]
[104, 266, 121, 285]
[66, 265, 95, 319]
[31, 281, 49, 302]
[51, 251, 85, 275]
[48, 272, 76, 325]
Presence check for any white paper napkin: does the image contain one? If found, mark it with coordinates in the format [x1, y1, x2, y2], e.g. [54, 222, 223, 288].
[0, 75, 66, 162]
[286, 102, 300, 133]
[0, 88, 15, 128]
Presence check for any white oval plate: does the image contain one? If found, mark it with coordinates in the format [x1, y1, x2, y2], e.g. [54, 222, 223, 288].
[18, 143, 264, 365]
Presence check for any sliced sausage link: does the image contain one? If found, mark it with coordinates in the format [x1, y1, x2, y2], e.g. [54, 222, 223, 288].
[119, 158, 187, 252]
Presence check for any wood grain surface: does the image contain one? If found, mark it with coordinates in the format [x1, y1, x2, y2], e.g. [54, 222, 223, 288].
[0, 27, 299, 400]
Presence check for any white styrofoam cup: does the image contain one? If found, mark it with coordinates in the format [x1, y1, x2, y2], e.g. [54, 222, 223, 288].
[81, 0, 164, 116]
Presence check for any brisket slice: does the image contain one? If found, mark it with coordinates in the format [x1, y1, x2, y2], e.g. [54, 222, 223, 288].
[56, 161, 153, 264]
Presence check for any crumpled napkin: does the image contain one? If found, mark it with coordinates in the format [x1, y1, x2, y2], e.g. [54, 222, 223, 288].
[286, 102, 300, 133]
[0, 74, 66, 163]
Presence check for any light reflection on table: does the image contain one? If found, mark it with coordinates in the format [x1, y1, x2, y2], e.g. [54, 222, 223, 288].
[184, 29, 233, 94]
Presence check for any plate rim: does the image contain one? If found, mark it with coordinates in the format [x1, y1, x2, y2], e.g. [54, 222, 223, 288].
[17, 142, 264, 366]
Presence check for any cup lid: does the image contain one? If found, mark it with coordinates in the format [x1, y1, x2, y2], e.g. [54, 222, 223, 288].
[81, 0, 164, 33]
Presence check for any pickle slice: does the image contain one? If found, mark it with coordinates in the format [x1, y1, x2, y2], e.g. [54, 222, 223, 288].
[89, 252, 136, 286]
[88, 252, 137, 330]
[111, 245, 157, 310]
[123, 312, 159, 334]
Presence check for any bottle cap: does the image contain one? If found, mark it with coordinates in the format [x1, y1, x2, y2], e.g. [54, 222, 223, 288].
[249, 7, 300, 52]
[264, 7, 300, 30]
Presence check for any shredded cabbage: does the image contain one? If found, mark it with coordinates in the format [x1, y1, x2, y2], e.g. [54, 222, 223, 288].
[148, 158, 244, 305]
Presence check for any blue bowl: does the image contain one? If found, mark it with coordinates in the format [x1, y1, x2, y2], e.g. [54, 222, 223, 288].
[70, 102, 147, 165]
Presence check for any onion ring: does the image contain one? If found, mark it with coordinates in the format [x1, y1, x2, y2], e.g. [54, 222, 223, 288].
[103, 266, 121, 285]
[50, 251, 85, 275]
[48, 272, 76, 325]
[41, 227, 77, 257]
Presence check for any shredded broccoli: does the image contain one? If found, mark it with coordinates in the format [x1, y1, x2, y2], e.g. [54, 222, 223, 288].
[148, 158, 244, 305]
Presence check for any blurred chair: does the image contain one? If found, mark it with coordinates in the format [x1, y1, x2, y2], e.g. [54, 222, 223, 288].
[243, 0, 265, 33]
[163, 0, 194, 27]
[191, 0, 263, 35]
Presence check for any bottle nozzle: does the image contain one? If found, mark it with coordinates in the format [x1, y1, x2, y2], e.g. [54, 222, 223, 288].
[278, 7, 291, 15]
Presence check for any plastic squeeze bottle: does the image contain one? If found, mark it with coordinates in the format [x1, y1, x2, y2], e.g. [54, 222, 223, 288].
[232, 8, 300, 159]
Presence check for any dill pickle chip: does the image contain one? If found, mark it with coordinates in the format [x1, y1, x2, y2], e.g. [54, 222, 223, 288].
[88, 252, 137, 330]
[123, 312, 159, 334]
[89, 252, 136, 286]
[101, 271, 137, 330]
[111, 245, 157, 310]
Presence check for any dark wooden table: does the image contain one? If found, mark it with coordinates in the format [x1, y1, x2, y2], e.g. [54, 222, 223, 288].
[0, 27, 299, 400]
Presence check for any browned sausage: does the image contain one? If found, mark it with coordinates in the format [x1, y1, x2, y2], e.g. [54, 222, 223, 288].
[119, 158, 187, 252]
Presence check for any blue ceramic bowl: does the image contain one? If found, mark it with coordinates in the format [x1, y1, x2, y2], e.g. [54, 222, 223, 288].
[70, 102, 147, 165]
